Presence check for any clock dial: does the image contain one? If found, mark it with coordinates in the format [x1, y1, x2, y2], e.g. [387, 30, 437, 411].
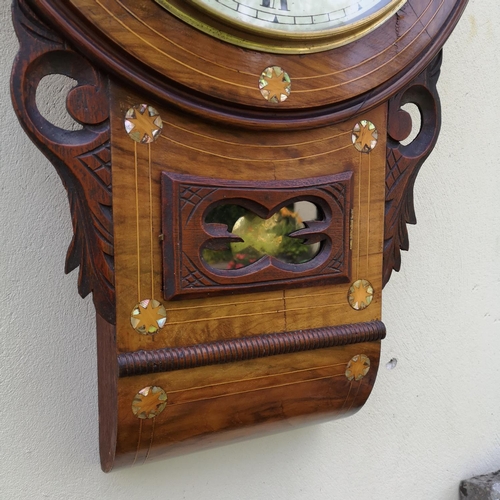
[192, 0, 403, 37]
[155, 0, 407, 52]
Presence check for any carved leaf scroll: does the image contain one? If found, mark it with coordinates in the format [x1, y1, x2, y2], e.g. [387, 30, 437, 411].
[11, 0, 115, 323]
[383, 51, 442, 287]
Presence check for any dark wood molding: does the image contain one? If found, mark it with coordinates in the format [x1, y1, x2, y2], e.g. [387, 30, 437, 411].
[118, 320, 386, 377]
[11, 0, 115, 323]
[24, 0, 468, 130]
[162, 172, 352, 300]
[383, 51, 442, 287]
[8, 0, 454, 312]
[96, 313, 118, 473]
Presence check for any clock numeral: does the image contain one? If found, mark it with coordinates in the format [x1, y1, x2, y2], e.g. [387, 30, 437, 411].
[261, 0, 289, 11]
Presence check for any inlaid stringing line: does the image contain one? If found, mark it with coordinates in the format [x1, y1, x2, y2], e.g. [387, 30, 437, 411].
[366, 153, 371, 276]
[168, 373, 344, 407]
[356, 151, 362, 279]
[148, 143, 154, 300]
[132, 418, 143, 467]
[166, 362, 347, 395]
[282, 290, 287, 330]
[95, 0, 255, 90]
[144, 418, 155, 464]
[163, 120, 350, 148]
[346, 381, 363, 412]
[340, 381, 353, 411]
[166, 289, 350, 312]
[164, 302, 353, 326]
[109, 0, 439, 86]
[295, 0, 438, 80]
[114, 0, 256, 78]
[134, 141, 141, 302]
[168, 295, 286, 312]
[291, 0, 446, 92]
[160, 134, 352, 162]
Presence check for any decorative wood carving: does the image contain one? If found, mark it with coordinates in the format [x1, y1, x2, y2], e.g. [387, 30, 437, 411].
[10, 0, 468, 473]
[383, 52, 442, 286]
[11, 0, 115, 323]
[162, 172, 353, 300]
[23, 0, 468, 129]
[118, 320, 386, 377]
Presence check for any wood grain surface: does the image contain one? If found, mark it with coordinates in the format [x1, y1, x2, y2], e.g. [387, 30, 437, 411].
[113, 340, 382, 469]
[111, 86, 386, 354]
[10, 0, 467, 471]
[28, 0, 468, 128]
[105, 82, 386, 469]
[118, 320, 386, 377]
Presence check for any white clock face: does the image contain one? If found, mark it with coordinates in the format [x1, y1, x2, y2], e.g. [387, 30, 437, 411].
[155, 0, 406, 52]
[191, 0, 403, 38]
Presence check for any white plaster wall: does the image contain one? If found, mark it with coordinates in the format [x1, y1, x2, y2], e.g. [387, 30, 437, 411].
[0, 0, 498, 498]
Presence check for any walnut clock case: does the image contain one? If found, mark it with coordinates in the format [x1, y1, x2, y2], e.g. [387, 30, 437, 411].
[11, 0, 468, 471]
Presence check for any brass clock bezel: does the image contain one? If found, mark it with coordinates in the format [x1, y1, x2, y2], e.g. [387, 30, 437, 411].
[155, 0, 408, 54]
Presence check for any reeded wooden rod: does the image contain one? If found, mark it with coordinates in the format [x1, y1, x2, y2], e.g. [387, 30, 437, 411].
[118, 321, 386, 377]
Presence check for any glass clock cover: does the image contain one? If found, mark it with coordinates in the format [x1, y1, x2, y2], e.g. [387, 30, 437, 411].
[193, 0, 404, 36]
[156, 0, 407, 52]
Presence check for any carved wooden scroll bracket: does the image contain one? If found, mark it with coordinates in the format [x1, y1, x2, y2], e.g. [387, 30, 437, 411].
[383, 51, 442, 287]
[11, 0, 115, 323]
[11, 0, 446, 312]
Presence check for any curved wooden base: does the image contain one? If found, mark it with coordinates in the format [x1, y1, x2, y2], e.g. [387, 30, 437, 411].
[98, 315, 382, 471]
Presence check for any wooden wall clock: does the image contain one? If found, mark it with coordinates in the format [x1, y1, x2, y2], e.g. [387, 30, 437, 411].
[10, 0, 468, 471]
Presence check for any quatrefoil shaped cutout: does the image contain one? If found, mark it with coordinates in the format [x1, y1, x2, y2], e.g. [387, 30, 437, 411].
[161, 171, 353, 300]
[202, 203, 322, 271]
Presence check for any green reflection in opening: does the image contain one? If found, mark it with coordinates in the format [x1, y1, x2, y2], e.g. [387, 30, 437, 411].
[203, 203, 319, 270]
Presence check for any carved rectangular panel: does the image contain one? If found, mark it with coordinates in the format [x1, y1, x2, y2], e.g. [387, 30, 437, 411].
[161, 172, 353, 300]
